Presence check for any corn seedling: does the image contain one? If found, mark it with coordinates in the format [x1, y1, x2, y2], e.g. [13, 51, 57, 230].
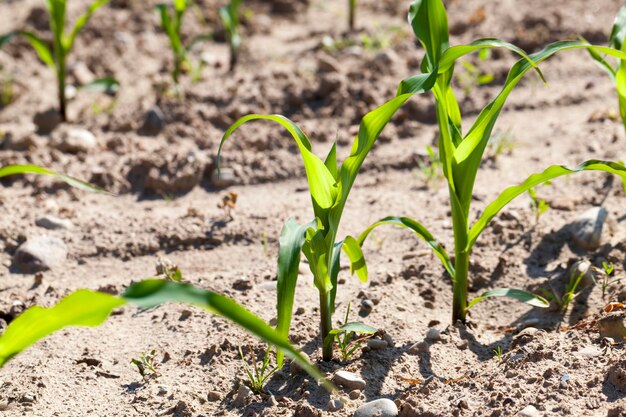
[541, 265, 587, 312]
[348, 0, 357, 31]
[0, 279, 332, 391]
[527, 186, 550, 222]
[493, 345, 503, 362]
[359, 0, 626, 324]
[157, 0, 211, 84]
[585, 7, 626, 134]
[239, 346, 277, 394]
[219, 81, 414, 362]
[593, 261, 623, 298]
[0, 164, 105, 193]
[130, 350, 159, 380]
[324, 303, 376, 361]
[219, 0, 243, 71]
[0, 0, 113, 121]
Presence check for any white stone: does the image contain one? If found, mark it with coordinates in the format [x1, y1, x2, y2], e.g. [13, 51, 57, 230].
[354, 399, 398, 417]
[334, 370, 366, 391]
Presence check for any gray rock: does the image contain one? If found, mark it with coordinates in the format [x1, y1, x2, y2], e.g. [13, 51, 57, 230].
[517, 404, 541, 417]
[317, 54, 341, 73]
[571, 207, 608, 251]
[207, 390, 221, 402]
[54, 128, 97, 153]
[426, 327, 441, 341]
[327, 398, 344, 411]
[233, 384, 251, 407]
[367, 339, 388, 350]
[70, 61, 95, 85]
[210, 167, 238, 188]
[12, 236, 68, 273]
[35, 215, 74, 230]
[334, 370, 366, 391]
[354, 399, 398, 417]
[360, 299, 374, 314]
[141, 106, 165, 135]
[33, 109, 62, 134]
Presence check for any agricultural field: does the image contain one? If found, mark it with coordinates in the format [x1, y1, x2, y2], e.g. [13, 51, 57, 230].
[1, 0, 626, 416]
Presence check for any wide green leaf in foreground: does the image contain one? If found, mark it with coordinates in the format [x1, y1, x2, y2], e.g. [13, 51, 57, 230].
[0, 279, 332, 391]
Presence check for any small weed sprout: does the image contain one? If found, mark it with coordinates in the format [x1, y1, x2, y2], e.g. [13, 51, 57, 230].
[0, 0, 114, 121]
[219, 0, 243, 71]
[417, 145, 444, 186]
[593, 261, 623, 298]
[527, 186, 550, 222]
[324, 304, 376, 361]
[493, 345, 503, 362]
[487, 130, 517, 162]
[585, 7, 626, 134]
[541, 264, 586, 312]
[239, 346, 278, 394]
[131, 350, 159, 381]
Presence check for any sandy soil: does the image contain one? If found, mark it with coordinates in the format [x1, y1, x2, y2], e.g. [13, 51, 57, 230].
[1, 0, 626, 416]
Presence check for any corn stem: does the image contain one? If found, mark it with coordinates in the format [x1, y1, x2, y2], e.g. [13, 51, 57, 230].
[319, 291, 333, 361]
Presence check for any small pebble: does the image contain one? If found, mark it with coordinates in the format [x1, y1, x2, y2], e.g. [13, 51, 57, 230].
[367, 339, 388, 350]
[327, 398, 344, 411]
[35, 215, 74, 230]
[354, 398, 398, 417]
[334, 370, 366, 391]
[207, 390, 221, 402]
[517, 404, 540, 417]
[426, 327, 441, 341]
[360, 299, 374, 314]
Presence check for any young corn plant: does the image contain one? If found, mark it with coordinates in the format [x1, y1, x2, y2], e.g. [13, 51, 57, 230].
[0, 279, 331, 391]
[324, 303, 376, 361]
[218, 89, 420, 362]
[0, 0, 111, 121]
[585, 7, 626, 133]
[157, 0, 211, 84]
[219, 0, 243, 71]
[359, 0, 626, 324]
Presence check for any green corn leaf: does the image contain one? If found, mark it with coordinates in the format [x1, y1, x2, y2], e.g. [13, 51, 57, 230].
[358, 216, 454, 278]
[18, 31, 55, 70]
[0, 290, 124, 368]
[0, 280, 332, 392]
[324, 321, 376, 346]
[468, 160, 626, 250]
[275, 219, 316, 367]
[64, 0, 110, 51]
[324, 143, 338, 180]
[467, 288, 549, 310]
[46, 0, 66, 44]
[219, 114, 338, 209]
[123, 279, 332, 391]
[335, 321, 377, 335]
[438, 38, 540, 78]
[157, 4, 184, 56]
[408, 0, 449, 68]
[341, 236, 367, 282]
[174, 0, 186, 12]
[617, 41, 626, 131]
[584, 37, 616, 80]
[452, 41, 626, 217]
[609, 6, 626, 50]
[80, 76, 120, 93]
[0, 164, 107, 194]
